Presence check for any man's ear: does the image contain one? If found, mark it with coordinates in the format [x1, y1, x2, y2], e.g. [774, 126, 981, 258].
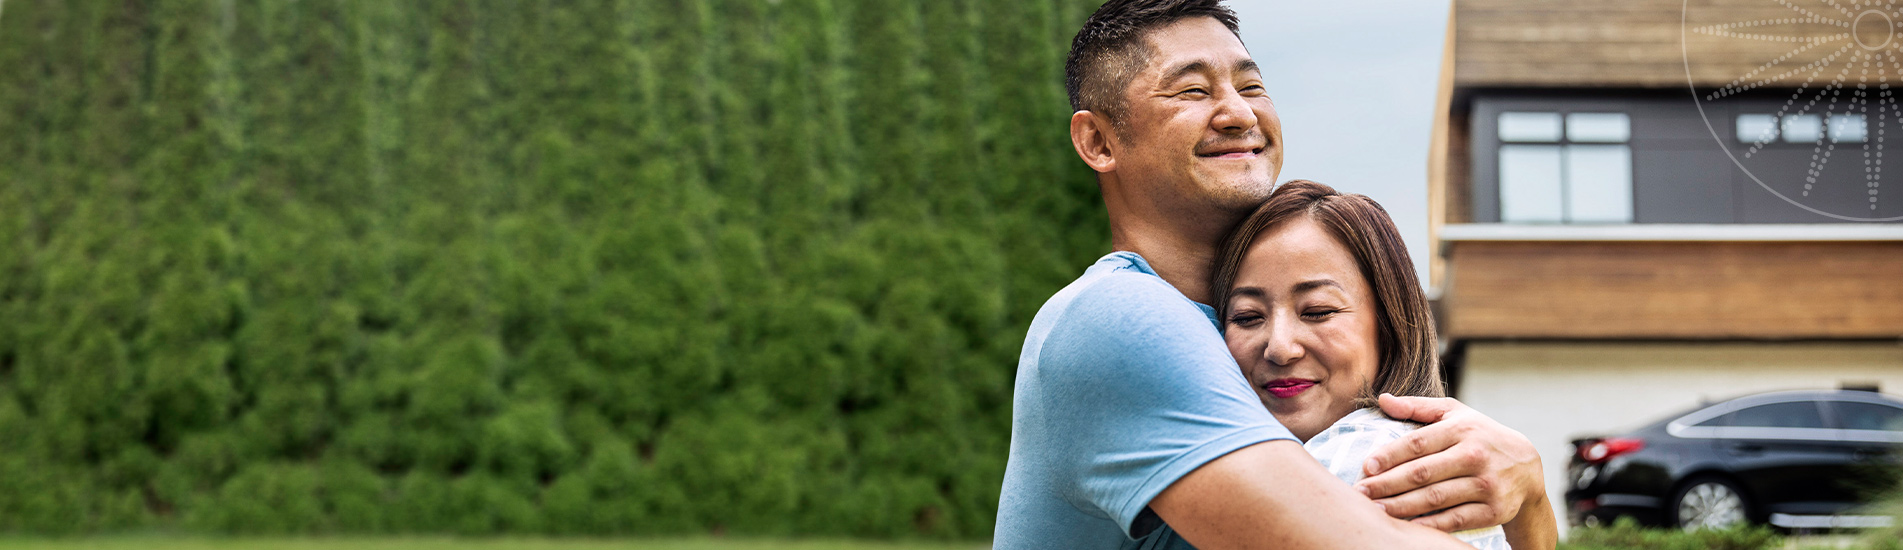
[1070, 110, 1118, 173]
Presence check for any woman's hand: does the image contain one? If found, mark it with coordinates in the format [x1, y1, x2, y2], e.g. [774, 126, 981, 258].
[1354, 394, 1557, 549]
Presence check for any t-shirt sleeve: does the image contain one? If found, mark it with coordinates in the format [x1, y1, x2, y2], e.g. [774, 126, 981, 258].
[1028, 272, 1297, 537]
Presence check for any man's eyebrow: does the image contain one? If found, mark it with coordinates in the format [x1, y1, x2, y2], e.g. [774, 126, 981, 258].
[1235, 58, 1259, 76]
[1160, 60, 1213, 84]
[1160, 58, 1261, 85]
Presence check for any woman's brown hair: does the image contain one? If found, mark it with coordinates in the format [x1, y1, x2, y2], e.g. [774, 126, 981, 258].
[1210, 180, 1444, 405]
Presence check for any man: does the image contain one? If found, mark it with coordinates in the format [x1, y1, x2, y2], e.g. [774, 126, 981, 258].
[993, 1, 1557, 548]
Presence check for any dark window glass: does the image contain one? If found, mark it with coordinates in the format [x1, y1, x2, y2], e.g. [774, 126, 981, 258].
[1694, 412, 1731, 427]
[1730, 402, 1825, 429]
[1835, 402, 1903, 431]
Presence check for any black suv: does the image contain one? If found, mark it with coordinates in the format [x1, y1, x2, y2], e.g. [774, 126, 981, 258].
[1566, 390, 1903, 530]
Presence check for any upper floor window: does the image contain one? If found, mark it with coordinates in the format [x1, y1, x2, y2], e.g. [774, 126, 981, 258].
[1497, 112, 1633, 224]
[1735, 113, 1866, 144]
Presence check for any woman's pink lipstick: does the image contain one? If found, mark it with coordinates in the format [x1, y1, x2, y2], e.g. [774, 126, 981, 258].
[1263, 379, 1316, 399]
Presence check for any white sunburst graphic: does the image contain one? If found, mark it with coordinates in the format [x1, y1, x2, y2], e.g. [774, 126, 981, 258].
[1684, 0, 1903, 221]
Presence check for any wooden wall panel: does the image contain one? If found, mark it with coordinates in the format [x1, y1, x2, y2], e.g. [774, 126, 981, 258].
[1456, 0, 1880, 88]
[1444, 104, 1471, 227]
[1443, 241, 1903, 339]
[1430, 7, 1457, 291]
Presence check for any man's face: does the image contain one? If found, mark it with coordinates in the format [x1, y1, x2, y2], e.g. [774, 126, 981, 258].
[1113, 17, 1283, 217]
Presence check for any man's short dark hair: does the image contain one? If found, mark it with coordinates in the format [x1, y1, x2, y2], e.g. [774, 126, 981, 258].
[1065, 0, 1241, 131]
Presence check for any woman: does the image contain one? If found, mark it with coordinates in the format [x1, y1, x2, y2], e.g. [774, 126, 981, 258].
[1210, 180, 1555, 549]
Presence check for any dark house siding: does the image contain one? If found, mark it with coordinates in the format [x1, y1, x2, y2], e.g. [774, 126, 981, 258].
[1467, 91, 1903, 223]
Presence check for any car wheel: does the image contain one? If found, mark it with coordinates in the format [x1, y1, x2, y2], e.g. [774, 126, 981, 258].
[1673, 477, 1750, 531]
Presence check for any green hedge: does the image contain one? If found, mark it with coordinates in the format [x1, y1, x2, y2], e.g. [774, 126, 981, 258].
[0, 0, 1108, 537]
[1560, 518, 1784, 550]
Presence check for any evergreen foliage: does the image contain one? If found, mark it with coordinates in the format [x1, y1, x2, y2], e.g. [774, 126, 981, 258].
[1559, 518, 1784, 550]
[0, 0, 1109, 537]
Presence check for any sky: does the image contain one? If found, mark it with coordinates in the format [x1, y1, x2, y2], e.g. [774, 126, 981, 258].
[1230, 0, 1454, 284]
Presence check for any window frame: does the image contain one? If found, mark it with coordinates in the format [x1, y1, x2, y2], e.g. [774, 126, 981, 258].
[1733, 112, 1868, 145]
[1494, 110, 1635, 224]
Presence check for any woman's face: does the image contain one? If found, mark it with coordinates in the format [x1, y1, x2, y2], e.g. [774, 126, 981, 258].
[1223, 216, 1381, 441]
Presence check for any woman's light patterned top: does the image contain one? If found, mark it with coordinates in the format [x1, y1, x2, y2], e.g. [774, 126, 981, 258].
[1303, 407, 1512, 550]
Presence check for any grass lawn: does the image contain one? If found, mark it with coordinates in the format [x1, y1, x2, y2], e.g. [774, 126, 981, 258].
[0, 538, 990, 550]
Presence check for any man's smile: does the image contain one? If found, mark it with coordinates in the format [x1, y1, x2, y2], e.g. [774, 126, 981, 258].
[1197, 147, 1265, 159]
[1195, 137, 1269, 159]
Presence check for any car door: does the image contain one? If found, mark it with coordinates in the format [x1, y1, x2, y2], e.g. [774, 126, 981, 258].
[1714, 400, 1843, 515]
[1823, 399, 1903, 503]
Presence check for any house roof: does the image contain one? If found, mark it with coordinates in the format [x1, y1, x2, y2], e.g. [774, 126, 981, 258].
[1439, 223, 1903, 242]
[1455, 0, 1885, 89]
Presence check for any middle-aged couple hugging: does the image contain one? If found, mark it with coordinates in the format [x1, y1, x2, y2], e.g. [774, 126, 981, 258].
[994, 1, 1561, 548]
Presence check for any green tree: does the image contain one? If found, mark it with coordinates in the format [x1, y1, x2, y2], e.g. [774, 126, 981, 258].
[0, 0, 1109, 537]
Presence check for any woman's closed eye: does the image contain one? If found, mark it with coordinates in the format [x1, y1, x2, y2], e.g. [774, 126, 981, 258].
[1300, 308, 1341, 321]
[1227, 311, 1264, 328]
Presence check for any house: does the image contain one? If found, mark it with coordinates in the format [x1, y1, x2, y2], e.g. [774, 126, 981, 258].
[1426, 0, 1903, 533]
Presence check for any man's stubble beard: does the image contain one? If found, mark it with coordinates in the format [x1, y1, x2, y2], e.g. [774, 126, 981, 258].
[1203, 170, 1276, 216]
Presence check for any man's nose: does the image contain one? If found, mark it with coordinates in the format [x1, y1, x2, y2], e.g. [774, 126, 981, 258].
[1211, 87, 1258, 134]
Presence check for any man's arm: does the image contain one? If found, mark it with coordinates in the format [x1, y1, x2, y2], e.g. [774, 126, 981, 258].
[1150, 439, 1475, 550]
[1024, 272, 1479, 546]
[1503, 492, 1559, 550]
[1354, 394, 1558, 550]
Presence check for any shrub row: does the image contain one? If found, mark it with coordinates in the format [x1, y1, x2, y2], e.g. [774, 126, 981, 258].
[0, 0, 1108, 537]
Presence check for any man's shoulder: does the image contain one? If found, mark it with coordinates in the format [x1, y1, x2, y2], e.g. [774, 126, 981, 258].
[1050, 251, 1172, 298]
[1046, 268, 1180, 319]
[1015, 251, 1232, 405]
[1028, 252, 1205, 340]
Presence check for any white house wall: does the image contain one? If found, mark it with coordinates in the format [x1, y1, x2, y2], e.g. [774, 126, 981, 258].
[1457, 340, 1903, 537]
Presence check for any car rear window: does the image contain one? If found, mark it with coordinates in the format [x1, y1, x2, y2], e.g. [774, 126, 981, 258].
[1835, 402, 1903, 431]
[1729, 402, 1826, 429]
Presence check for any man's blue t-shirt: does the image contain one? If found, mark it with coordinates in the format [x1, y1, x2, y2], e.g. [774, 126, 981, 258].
[993, 251, 1297, 549]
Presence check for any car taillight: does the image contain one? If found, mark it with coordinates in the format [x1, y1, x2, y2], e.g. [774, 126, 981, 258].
[1577, 437, 1645, 465]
